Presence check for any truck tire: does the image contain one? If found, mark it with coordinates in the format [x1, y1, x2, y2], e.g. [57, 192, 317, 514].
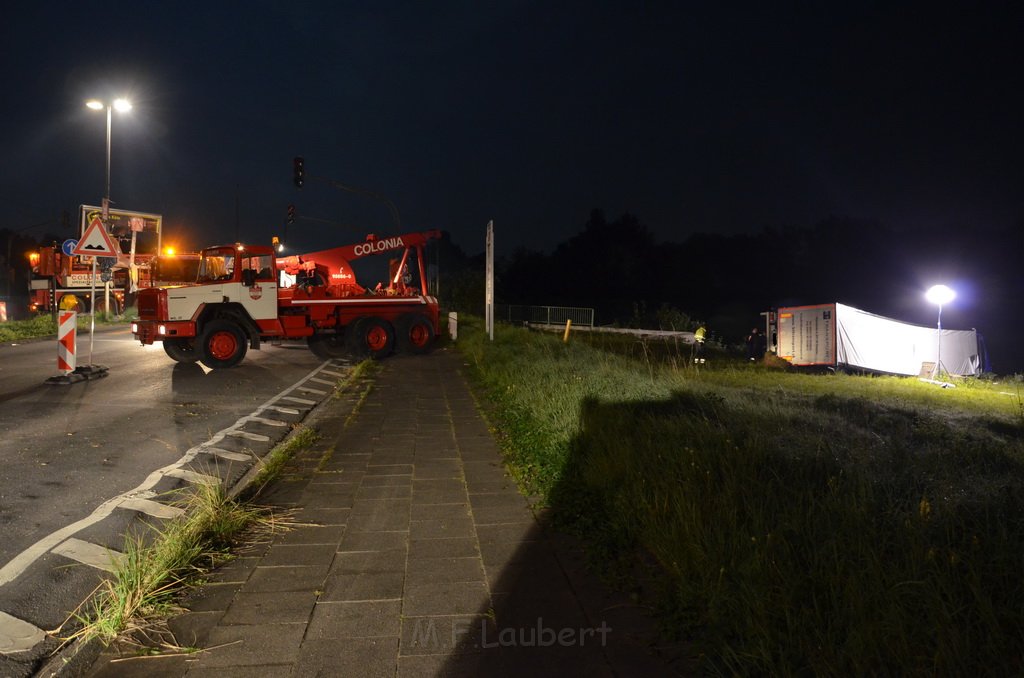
[346, 317, 395, 360]
[197, 319, 248, 369]
[163, 338, 200, 363]
[395, 313, 435, 354]
[307, 332, 348, 360]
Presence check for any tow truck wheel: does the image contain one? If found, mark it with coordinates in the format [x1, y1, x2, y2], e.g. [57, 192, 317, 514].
[307, 332, 347, 360]
[163, 338, 200, 363]
[197, 319, 248, 369]
[347, 317, 395, 359]
[395, 314, 435, 354]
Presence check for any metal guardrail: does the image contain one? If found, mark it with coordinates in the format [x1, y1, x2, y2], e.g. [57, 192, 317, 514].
[496, 305, 595, 327]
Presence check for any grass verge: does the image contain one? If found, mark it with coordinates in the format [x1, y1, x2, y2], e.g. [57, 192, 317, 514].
[0, 311, 134, 343]
[455, 315, 1024, 675]
[58, 480, 278, 650]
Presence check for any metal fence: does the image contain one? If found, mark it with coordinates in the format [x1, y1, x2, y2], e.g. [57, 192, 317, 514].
[496, 304, 595, 327]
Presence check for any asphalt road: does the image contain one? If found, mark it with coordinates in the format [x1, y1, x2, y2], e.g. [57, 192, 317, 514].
[0, 325, 345, 673]
[0, 326, 327, 566]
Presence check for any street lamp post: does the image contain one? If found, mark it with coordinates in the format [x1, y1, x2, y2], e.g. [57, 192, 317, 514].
[925, 284, 955, 379]
[84, 98, 130, 362]
[86, 98, 131, 222]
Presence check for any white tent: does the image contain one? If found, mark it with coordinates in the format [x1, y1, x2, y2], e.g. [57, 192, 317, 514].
[777, 303, 981, 377]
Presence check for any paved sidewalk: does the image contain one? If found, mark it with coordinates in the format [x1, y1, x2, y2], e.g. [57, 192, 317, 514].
[82, 349, 683, 677]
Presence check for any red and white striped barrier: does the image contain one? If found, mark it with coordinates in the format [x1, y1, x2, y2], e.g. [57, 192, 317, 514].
[57, 311, 76, 374]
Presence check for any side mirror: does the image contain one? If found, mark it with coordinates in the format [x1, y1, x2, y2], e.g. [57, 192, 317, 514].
[242, 269, 256, 287]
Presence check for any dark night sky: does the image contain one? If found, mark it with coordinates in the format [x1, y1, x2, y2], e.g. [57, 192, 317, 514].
[3, 1, 1024, 364]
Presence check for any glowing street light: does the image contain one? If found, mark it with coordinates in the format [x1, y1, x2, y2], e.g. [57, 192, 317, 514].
[925, 284, 955, 379]
[84, 96, 132, 353]
[85, 97, 132, 221]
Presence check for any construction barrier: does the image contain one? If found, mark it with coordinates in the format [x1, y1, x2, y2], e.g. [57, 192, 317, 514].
[57, 311, 76, 374]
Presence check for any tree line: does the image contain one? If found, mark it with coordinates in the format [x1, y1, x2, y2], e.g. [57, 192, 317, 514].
[437, 209, 1024, 371]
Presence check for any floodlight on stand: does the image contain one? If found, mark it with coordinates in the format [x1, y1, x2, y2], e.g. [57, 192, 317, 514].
[925, 284, 955, 380]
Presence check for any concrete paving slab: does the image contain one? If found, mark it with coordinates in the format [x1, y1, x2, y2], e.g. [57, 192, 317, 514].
[183, 664, 295, 678]
[270, 522, 346, 545]
[404, 556, 486, 587]
[475, 522, 541, 544]
[185, 623, 306, 668]
[409, 503, 472, 520]
[407, 537, 480, 559]
[328, 550, 406, 575]
[348, 498, 410, 517]
[179, 582, 240, 613]
[220, 590, 318, 624]
[300, 491, 357, 509]
[409, 515, 476, 540]
[468, 491, 531, 510]
[471, 505, 536, 526]
[337, 531, 408, 553]
[320, 571, 405, 602]
[347, 511, 411, 532]
[166, 609, 222, 646]
[293, 637, 398, 678]
[306, 599, 402, 639]
[402, 581, 490, 617]
[242, 564, 330, 593]
[85, 651, 189, 677]
[257, 542, 337, 567]
[355, 485, 413, 500]
[359, 475, 414, 487]
[202, 556, 260, 585]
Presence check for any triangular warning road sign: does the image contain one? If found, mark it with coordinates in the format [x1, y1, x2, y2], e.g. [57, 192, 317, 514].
[72, 218, 120, 257]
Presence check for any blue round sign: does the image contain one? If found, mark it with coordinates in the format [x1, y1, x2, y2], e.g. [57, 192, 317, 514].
[61, 239, 78, 256]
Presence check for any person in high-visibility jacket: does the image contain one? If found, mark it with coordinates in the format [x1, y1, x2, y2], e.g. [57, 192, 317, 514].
[694, 323, 707, 364]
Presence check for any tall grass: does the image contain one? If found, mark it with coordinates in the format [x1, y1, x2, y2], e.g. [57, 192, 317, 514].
[456, 316, 1024, 675]
[61, 480, 271, 648]
[0, 315, 58, 342]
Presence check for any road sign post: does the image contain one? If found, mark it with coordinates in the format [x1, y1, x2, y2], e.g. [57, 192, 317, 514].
[66, 218, 118, 379]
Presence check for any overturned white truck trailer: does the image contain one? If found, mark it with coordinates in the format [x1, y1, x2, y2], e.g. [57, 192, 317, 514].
[776, 303, 982, 377]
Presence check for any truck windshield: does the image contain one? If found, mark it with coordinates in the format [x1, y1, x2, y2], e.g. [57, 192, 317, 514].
[153, 255, 200, 284]
[197, 248, 236, 282]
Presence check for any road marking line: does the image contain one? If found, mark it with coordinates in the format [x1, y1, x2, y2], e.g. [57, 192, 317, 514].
[203, 447, 252, 462]
[52, 538, 124, 573]
[227, 430, 271, 442]
[0, 360, 347, 594]
[310, 377, 334, 385]
[0, 611, 45, 653]
[118, 497, 185, 519]
[320, 369, 345, 377]
[298, 387, 327, 395]
[263, 405, 301, 415]
[243, 416, 289, 427]
[281, 396, 316, 405]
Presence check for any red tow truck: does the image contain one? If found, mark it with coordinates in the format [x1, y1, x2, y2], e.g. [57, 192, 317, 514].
[131, 229, 442, 368]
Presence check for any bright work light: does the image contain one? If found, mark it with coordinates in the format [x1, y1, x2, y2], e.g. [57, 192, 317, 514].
[925, 284, 955, 306]
[925, 284, 955, 379]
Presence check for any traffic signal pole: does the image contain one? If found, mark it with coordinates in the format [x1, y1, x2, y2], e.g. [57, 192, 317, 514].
[292, 156, 402, 230]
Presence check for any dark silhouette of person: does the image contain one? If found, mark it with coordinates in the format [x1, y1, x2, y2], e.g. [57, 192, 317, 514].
[746, 327, 766, 361]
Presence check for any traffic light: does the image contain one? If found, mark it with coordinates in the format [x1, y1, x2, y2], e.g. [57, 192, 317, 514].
[293, 156, 305, 188]
[287, 204, 295, 225]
